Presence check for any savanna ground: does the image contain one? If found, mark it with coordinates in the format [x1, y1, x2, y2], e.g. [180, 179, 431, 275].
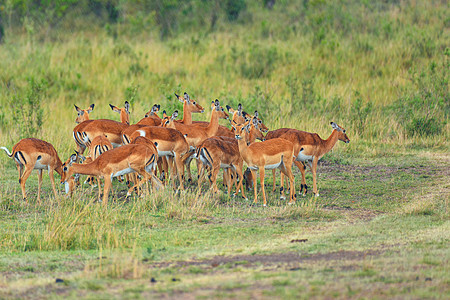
[0, 0, 449, 299]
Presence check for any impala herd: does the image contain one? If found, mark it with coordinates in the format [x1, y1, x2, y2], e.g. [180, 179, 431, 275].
[1, 92, 350, 207]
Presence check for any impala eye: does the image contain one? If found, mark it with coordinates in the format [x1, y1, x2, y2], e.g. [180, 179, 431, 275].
[63, 166, 67, 171]
[343, 130, 346, 133]
[193, 101, 196, 104]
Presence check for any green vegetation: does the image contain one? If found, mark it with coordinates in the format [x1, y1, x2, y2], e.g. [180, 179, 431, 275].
[0, 0, 448, 298]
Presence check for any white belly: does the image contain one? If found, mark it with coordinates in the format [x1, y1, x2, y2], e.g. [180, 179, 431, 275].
[265, 162, 282, 170]
[111, 142, 121, 148]
[296, 152, 313, 162]
[34, 161, 48, 170]
[248, 166, 258, 171]
[137, 130, 146, 137]
[157, 150, 174, 157]
[112, 167, 134, 177]
[220, 163, 232, 169]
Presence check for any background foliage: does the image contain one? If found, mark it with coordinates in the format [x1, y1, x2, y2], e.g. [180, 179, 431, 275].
[0, 0, 448, 154]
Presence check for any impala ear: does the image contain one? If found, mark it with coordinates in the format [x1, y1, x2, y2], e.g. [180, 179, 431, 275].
[69, 154, 77, 165]
[110, 104, 120, 113]
[184, 92, 190, 103]
[252, 117, 258, 126]
[238, 103, 242, 112]
[88, 104, 95, 113]
[125, 101, 130, 114]
[254, 110, 259, 118]
[157, 104, 160, 110]
[74, 105, 81, 112]
[172, 110, 178, 119]
[330, 122, 341, 131]
[162, 110, 168, 118]
[214, 99, 220, 111]
[226, 105, 232, 112]
[242, 111, 250, 120]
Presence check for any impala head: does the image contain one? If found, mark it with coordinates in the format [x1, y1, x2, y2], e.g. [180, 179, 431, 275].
[250, 117, 266, 141]
[252, 111, 269, 133]
[175, 92, 205, 113]
[231, 120, 251, 140]
[211, 99, 229, 120]
[74, 104, 94, 123]
[60, 153, 78, 184]
[144, 104, 161, 118]
[330, 122, 350, 143]
[226, 103, 246, 124]
[110, 101, 130, 124]
[162, 111, 179, 127]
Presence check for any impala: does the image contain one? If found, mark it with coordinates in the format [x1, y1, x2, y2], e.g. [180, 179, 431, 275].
[136, 104, 163, 127]
[174, 92, 205, 124]
[197, 117, 265, 197]
[1, 138, 63, 201]
[74, 104, 95, 124]
[73, 102, 130, 155]
[125, 126, 190, 190]
[226, 103, 246, 125]
[61, 142, 161, 206]
[266, 122, 350, 196]
[232, 121, 296, 206]
[110, 101, 130, 125]
[162, 100, 229, 182]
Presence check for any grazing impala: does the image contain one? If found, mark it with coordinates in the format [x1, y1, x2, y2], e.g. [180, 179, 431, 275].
[232, 121, 296, 206]
[61, 142, 162, 206]
[266, 122, 350, 196]
[1, 138, 63, 201]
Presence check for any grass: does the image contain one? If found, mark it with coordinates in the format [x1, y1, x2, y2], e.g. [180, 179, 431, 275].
[0, 153, 448, 298]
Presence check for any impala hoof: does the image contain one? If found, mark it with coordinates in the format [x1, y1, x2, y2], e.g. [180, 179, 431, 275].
[315, 193, 320, 197]
[263, 204, 267, 207]
[280, 195, 286, 200]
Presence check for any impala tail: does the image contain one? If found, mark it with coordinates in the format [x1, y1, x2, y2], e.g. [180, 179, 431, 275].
[0, 146, 13, 157]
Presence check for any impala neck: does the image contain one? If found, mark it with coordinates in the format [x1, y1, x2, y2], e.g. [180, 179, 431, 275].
[181, 101, 192, 125]
[206, 110, 220, 137]
[54, 159, 64, 176]
[322, 129, 340, 156]
[236, 135, 250, 159]
[246, 126, 257, 145]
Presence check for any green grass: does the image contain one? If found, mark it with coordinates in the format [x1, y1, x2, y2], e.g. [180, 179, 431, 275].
[0, 153, 448, 298]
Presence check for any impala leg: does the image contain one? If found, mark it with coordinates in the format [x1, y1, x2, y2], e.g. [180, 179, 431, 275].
[48, 169, 58, 199]
[234, 165, 246, 200]
[37, 169, 43, 203]
[311, 156, 319, 196]
[19, 166, 33, 201]
[294, 161, 307, 196]
[272, 169, 277, 192]
[210, 162, 221, 194]
[197, 162, 206, 191]
[226, 169, 232, 196]
[175, 155, 185, 190]
[259, 168, 267, 207]
[251, 170, 258, 204]
[102, 176, 112, 206]
[280, 172, 286, 200]
[281, 162, 296, 204]
[97, 177, 102, 200]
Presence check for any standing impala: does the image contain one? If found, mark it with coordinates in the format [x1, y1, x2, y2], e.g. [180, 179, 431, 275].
[74, 104, 95, 124]
[232, 121, 296, 206]
[1, 138, 63, 201]
[136, 104, 163, 127]
[124, 126, 190, 190]
[61, 142, 162, 206]
[73, 102, 130, 155]
[174, 92, 205, 124]
[266, 122, 350, 196]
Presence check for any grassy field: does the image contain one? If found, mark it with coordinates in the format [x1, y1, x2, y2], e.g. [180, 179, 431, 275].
[0, 0, 449, 298]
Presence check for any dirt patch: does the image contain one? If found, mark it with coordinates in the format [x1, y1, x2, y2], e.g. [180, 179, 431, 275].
[148, 249, 383, 269]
